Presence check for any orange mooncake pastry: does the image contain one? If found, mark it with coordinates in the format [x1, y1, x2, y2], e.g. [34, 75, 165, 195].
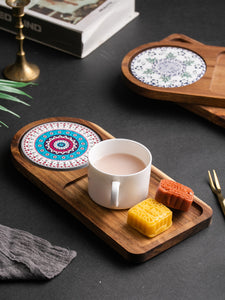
[127, 198, 172, 238]
[155, 179, 194, 212]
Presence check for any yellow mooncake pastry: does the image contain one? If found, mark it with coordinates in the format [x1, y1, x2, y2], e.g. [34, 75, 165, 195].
[127, 198, 172, 238]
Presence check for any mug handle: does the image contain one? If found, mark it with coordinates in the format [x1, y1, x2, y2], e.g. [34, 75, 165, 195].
[111, 181, 120, 208]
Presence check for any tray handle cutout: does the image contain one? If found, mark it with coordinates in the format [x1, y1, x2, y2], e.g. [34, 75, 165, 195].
[160, 33, 205, 46]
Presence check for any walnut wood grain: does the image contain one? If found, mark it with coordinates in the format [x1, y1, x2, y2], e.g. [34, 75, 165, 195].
[179, 103, 225, 129]
[11, 117, 213, 262]
[121, 33, 225, 108]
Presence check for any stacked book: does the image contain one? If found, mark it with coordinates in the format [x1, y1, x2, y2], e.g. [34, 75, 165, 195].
[0, 0, 138, 58]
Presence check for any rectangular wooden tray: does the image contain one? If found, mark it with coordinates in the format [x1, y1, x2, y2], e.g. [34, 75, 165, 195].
[180, 102, 225, 129]
[11, 117, 213, 262]
[163, 34, 225, 129]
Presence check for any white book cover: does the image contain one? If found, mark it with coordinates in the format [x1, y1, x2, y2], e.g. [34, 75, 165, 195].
[0, 0, 139, 57]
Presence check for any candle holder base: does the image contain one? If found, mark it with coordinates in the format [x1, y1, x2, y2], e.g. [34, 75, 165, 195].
[3, 0, 40, 82]
[4, 54, 40, 82]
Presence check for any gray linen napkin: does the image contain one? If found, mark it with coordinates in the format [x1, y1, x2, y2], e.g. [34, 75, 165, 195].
[0, 224, 76, 280]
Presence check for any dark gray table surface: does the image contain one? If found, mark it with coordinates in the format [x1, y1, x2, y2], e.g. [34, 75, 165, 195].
[1, 0, 225, 299]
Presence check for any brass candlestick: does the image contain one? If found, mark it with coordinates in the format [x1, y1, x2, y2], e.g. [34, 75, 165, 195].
[3, 0, 40, 82]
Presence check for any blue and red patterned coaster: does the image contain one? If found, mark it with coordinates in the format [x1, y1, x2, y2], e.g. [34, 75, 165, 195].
[21, 121, 101, 169]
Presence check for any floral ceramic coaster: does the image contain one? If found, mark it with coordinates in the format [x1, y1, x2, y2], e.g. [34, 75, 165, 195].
[21, 121, 101, 169]
[130, 47, 206, 88]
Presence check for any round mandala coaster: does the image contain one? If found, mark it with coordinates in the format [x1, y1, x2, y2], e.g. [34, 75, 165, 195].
[130, 46, 206, 88]
[21, 121, 101, 170]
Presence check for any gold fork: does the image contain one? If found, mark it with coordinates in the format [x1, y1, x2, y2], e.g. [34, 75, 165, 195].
[208, 170, 225, 216]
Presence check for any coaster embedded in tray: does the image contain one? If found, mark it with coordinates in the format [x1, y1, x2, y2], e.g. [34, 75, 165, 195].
[121, 33, 225, 108]
[11, 117, 212, 262]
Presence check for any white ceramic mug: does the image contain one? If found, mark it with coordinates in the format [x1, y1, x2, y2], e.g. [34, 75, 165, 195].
[88, 139, 152, 209]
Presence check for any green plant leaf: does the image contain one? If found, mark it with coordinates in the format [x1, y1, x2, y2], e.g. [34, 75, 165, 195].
[0, 92, 30, 106]
[0, 79, 36, 128]
[0, 79, 37, 88]
[0, 105, 20, 118]
[0, 85, 32, 98]
[0, 121, 9, 128]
